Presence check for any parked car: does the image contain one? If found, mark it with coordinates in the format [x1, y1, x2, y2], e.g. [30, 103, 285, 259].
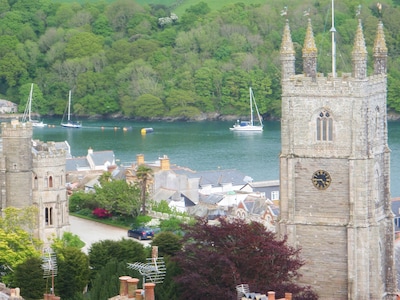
[127, 227, 155, 240]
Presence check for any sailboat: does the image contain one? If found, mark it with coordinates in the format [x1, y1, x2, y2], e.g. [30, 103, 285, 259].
[22, 83, 47, 128]
[229, 87, 263, 131]
[61, 90, 82, 128]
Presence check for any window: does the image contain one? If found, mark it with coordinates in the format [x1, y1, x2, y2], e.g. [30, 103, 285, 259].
[45, 207, 53, 226]
[271, 191, 279, 201]
[48, 176, 53, 188]
[394, 216, 400, 229]
[316, 110, 333, 141]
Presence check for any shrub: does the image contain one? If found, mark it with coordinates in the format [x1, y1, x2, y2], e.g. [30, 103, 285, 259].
[92, 208, 112, 218]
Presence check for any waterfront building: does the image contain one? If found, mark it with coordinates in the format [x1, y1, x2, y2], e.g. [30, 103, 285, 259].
[0, 120, 70, 247]
[278, 17, 396, 299]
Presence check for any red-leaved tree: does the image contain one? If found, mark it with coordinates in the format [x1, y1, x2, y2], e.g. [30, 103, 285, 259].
[173, 218, 318, 300]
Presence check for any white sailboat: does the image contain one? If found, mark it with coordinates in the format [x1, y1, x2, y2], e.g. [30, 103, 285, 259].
[61, 90, 82, 128]
[230, 87, 263, 132]
[22, 83, 47, 128]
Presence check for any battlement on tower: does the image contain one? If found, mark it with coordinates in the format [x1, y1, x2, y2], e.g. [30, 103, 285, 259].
[1, 120, 32, 139]
[32, 141, 67, 167]
[283, 72, 387, 97]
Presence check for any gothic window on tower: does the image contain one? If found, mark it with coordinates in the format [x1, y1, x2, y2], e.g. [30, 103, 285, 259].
[316, 110, 333, 141]
[45, 207, 53, 226]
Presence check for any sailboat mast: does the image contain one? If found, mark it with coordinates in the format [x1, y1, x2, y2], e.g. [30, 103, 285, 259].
[68, 90, 71, 122]
[330, 0, 336, 77]
[28, 84, 33, 121]
[249, 87, 254, 125]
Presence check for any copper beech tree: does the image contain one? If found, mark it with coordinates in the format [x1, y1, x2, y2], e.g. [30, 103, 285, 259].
[173, 218, 318, 300]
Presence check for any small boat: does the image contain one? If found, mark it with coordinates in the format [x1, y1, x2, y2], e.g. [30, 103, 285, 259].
[22, 83, 47, 128]
[61, 90, 82, 128]
[230, 87, 263, 132]
[141, 127, 154, 135]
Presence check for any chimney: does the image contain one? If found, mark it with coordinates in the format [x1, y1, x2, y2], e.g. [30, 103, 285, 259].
[119, 276, 132, 296]
[160, 155, 170, 170]
[144, 283, 155, 300]
[135, 289, 144, 300]
[137, 154, 144, 165]
[88, 147, 93, 155]
[127, 278, 139, 298]
[268, 291, 275, 300]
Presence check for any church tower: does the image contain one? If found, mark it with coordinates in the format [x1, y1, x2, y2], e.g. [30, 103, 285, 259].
[278, 18, 396, 299]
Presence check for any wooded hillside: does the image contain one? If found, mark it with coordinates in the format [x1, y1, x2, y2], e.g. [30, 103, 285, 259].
[2, 0, 400, 120]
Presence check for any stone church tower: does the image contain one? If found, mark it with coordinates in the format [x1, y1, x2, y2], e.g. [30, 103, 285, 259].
[0, 120, 69, 247]
[278, 19, 396, 299]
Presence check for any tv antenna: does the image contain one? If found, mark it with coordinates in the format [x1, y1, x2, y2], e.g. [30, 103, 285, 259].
[41, 248, 57, 295]
[127, 246, 166, 294]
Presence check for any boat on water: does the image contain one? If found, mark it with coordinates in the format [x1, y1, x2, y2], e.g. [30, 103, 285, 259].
[22, 83, 47, 128]
[230, 87, 263, 132]
[61, 90, 82, 128]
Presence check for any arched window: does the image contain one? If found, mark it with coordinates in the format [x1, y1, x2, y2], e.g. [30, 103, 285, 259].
[48, 176, 53, 188]
[316, 110, 333, 141]
[45, 207, 53, 226]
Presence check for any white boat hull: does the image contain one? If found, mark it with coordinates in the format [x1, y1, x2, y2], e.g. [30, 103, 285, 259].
[61, 122, 82, 128]
[230, 87, 263, 132]
[32, 121, 47, 128]
[230, 125, 263, 131]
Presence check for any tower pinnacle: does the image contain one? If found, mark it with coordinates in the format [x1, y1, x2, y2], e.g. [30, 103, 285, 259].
[352, 19, 367, 79]
[280, 20, 295, 80]
[302, 18, 317, 79]
[373, 21, 387, 75]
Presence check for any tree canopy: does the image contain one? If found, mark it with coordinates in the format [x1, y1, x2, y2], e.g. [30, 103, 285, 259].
[0, 0, 398, 120]
[173, 218, 318, 299]
[0, 207, 42, 285]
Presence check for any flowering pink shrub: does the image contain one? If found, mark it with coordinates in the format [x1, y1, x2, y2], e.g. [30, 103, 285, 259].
[92, 208, 112, 218]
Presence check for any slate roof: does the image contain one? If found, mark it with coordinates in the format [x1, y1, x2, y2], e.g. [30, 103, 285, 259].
[200, 193, 224, 205]
[88, 150, 114, 166]
[174, 169, 248, 186]
[66, 157, 90, 171]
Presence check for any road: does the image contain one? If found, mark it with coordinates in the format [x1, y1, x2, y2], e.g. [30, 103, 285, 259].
[69, 215, 150, 253]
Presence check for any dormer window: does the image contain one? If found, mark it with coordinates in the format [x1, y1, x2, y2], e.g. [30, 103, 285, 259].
[316, 110, 333, 141]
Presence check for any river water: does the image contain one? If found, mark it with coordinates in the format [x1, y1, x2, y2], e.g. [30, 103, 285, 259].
[28, 117, 400, 197]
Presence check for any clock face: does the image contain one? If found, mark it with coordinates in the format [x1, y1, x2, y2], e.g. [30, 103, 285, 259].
[312, 170, 331, 190]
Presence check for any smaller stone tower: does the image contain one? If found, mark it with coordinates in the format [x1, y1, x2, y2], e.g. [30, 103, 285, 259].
[0, 120, 70, 247]
[0, 120, 33, 208]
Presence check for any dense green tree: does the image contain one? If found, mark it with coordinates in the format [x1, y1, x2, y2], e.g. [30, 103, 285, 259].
[151, 231, 182, 257]
[65, 32, 104, 59]
[0, 35, 19, 57]
[131, 94, 165, 118]
[55, 247, 90, 299]
[88, 258, 141, 300]
[93, 13, 113, 37]
[94, 178, 142, 217]
[106, 0, 145, 33]
[88, 239, 146, 280]
[14, 257, 47, 300]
